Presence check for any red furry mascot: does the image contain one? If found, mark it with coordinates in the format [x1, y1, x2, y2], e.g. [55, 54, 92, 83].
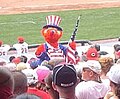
[35, 15, 79, 66]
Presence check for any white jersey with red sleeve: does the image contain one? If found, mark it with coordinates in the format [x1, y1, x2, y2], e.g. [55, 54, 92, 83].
[0, 44, 10, 60]
[13, 42, 29, 57]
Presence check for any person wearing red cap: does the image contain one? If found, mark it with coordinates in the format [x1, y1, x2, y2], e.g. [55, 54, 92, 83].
[0, 40, 10, 62]
[17, 36, 25, 43]
[13, 36, 29, 57]
[86, 47, 99, 61]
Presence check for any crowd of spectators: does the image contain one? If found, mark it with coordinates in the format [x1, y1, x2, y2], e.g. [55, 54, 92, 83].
[0, 37, 120, 99]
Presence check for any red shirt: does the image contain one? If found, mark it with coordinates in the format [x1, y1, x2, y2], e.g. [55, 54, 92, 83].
[27, 87, 51, 99]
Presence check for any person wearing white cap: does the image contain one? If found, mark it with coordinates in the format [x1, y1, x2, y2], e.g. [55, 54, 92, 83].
[75, 60, 110, 99]
[104, 64, 120, 99]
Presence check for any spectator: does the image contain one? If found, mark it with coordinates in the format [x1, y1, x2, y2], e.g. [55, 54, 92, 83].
[86, 47, 99, 61]
[0, 40, 10, 61]
[12, 57, 21, 65]
[12, 71, 28, 97]
[9, 56, 15, 63]
[104, 64, 120, 99]
[75, 60, 109, 99]
[52, 64, 78, 99]
[99, 57, 114, 86]
[45, 72, 59, 99]
[13, 36, 29, 57]
[113, 44, 120, 63]
[0, 67, 14, 99]
[16, 62, 27, 71]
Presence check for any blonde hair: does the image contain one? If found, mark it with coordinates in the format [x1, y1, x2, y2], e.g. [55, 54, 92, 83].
[98, 57, 114, 73]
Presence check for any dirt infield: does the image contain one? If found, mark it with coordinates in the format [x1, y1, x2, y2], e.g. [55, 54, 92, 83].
[0, 0, 120, 15]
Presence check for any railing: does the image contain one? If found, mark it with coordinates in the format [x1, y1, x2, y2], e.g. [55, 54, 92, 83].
[9, 40, 92, 51]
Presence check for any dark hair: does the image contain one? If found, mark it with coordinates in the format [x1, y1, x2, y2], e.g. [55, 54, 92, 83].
[12, 71, 28, 95]
[21, 55, 28, 63]
[9, 56, 16, 62]
[116, 84, 120, 98]
[94, 44, 100, 51]
[114, 44, 120, 51]
[15, 93, 40, 99]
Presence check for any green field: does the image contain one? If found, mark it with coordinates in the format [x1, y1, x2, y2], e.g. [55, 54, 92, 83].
[0, 7, 120, 45]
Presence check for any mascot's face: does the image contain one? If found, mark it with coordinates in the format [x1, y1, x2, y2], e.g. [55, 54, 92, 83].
[41, 27, 63, 43]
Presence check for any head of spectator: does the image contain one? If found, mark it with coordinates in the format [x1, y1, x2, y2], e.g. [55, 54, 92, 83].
[106, 64, 120, 99]
[17, 36, 25, 44]
[86, 47, 99, 61]
[12, 57, 21, 65]
[16, 62, 27, 71]
[52, 64, 78, 99]
[41, 59, 65, 70]
[94, 44, 100, 52]
[30, 60, 39, 69]
[82, 60, 102, 82]
[4, 63, 16, 72]
[113, 44, 120, 63]
[9, 56, 16, 63]
[99, 57, 114, 75]
[36, 66, 51, 84]
[0, 67, 14, 99]
[21, 55, 28, 63]
[45, 72, 59, 99]
[0, 40, 3, 47]
[15, 93, 40, 99]
[12, 71, 28, 97]
[22, 69, 38, 86]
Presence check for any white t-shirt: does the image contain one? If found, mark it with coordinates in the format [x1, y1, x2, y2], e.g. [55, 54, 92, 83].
[75, 81, 110, 99]
[0, 44, 10, 60]
[13, 42, 28, 57]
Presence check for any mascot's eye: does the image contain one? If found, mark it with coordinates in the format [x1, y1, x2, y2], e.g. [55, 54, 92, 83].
[57, 31, 62, 36]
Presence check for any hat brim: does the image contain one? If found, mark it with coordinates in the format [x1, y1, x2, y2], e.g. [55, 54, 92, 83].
[43, 25, 62, 31]
[87, 57, 98, 60]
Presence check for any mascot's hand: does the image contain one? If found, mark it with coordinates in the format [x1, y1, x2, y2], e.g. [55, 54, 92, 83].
[69, 41, 76, 50]
[35, 44, 45, 57]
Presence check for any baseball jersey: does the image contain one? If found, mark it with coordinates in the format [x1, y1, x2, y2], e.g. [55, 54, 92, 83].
[0, 44, 10, 60]
[13, 42, 29, 57]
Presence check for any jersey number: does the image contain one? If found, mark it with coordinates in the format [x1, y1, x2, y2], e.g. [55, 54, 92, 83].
[0, 51, 5, 56]
[21, 48, 27, 53]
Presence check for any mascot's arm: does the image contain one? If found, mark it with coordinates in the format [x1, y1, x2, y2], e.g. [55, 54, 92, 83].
[69, 41, 76, 50]
[35, 44, 45, 58]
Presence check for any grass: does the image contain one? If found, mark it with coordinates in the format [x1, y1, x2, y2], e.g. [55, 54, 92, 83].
[0, 7, 120, 45]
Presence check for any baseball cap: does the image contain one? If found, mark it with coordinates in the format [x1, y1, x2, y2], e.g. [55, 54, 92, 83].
[107, 64, 120, 84]
[17, 36, 24, 43]
[86, 47, 98, 60]
[52, 64, 77, 88]
[12, 57, 21, 64]
[36, 66, 51, 83]
[83, 60, 101, 74]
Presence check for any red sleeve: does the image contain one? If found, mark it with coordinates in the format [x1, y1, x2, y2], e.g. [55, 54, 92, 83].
[35, 44, 45, 56]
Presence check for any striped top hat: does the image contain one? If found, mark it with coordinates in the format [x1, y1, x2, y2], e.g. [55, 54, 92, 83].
[43, 15, 62, 31]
